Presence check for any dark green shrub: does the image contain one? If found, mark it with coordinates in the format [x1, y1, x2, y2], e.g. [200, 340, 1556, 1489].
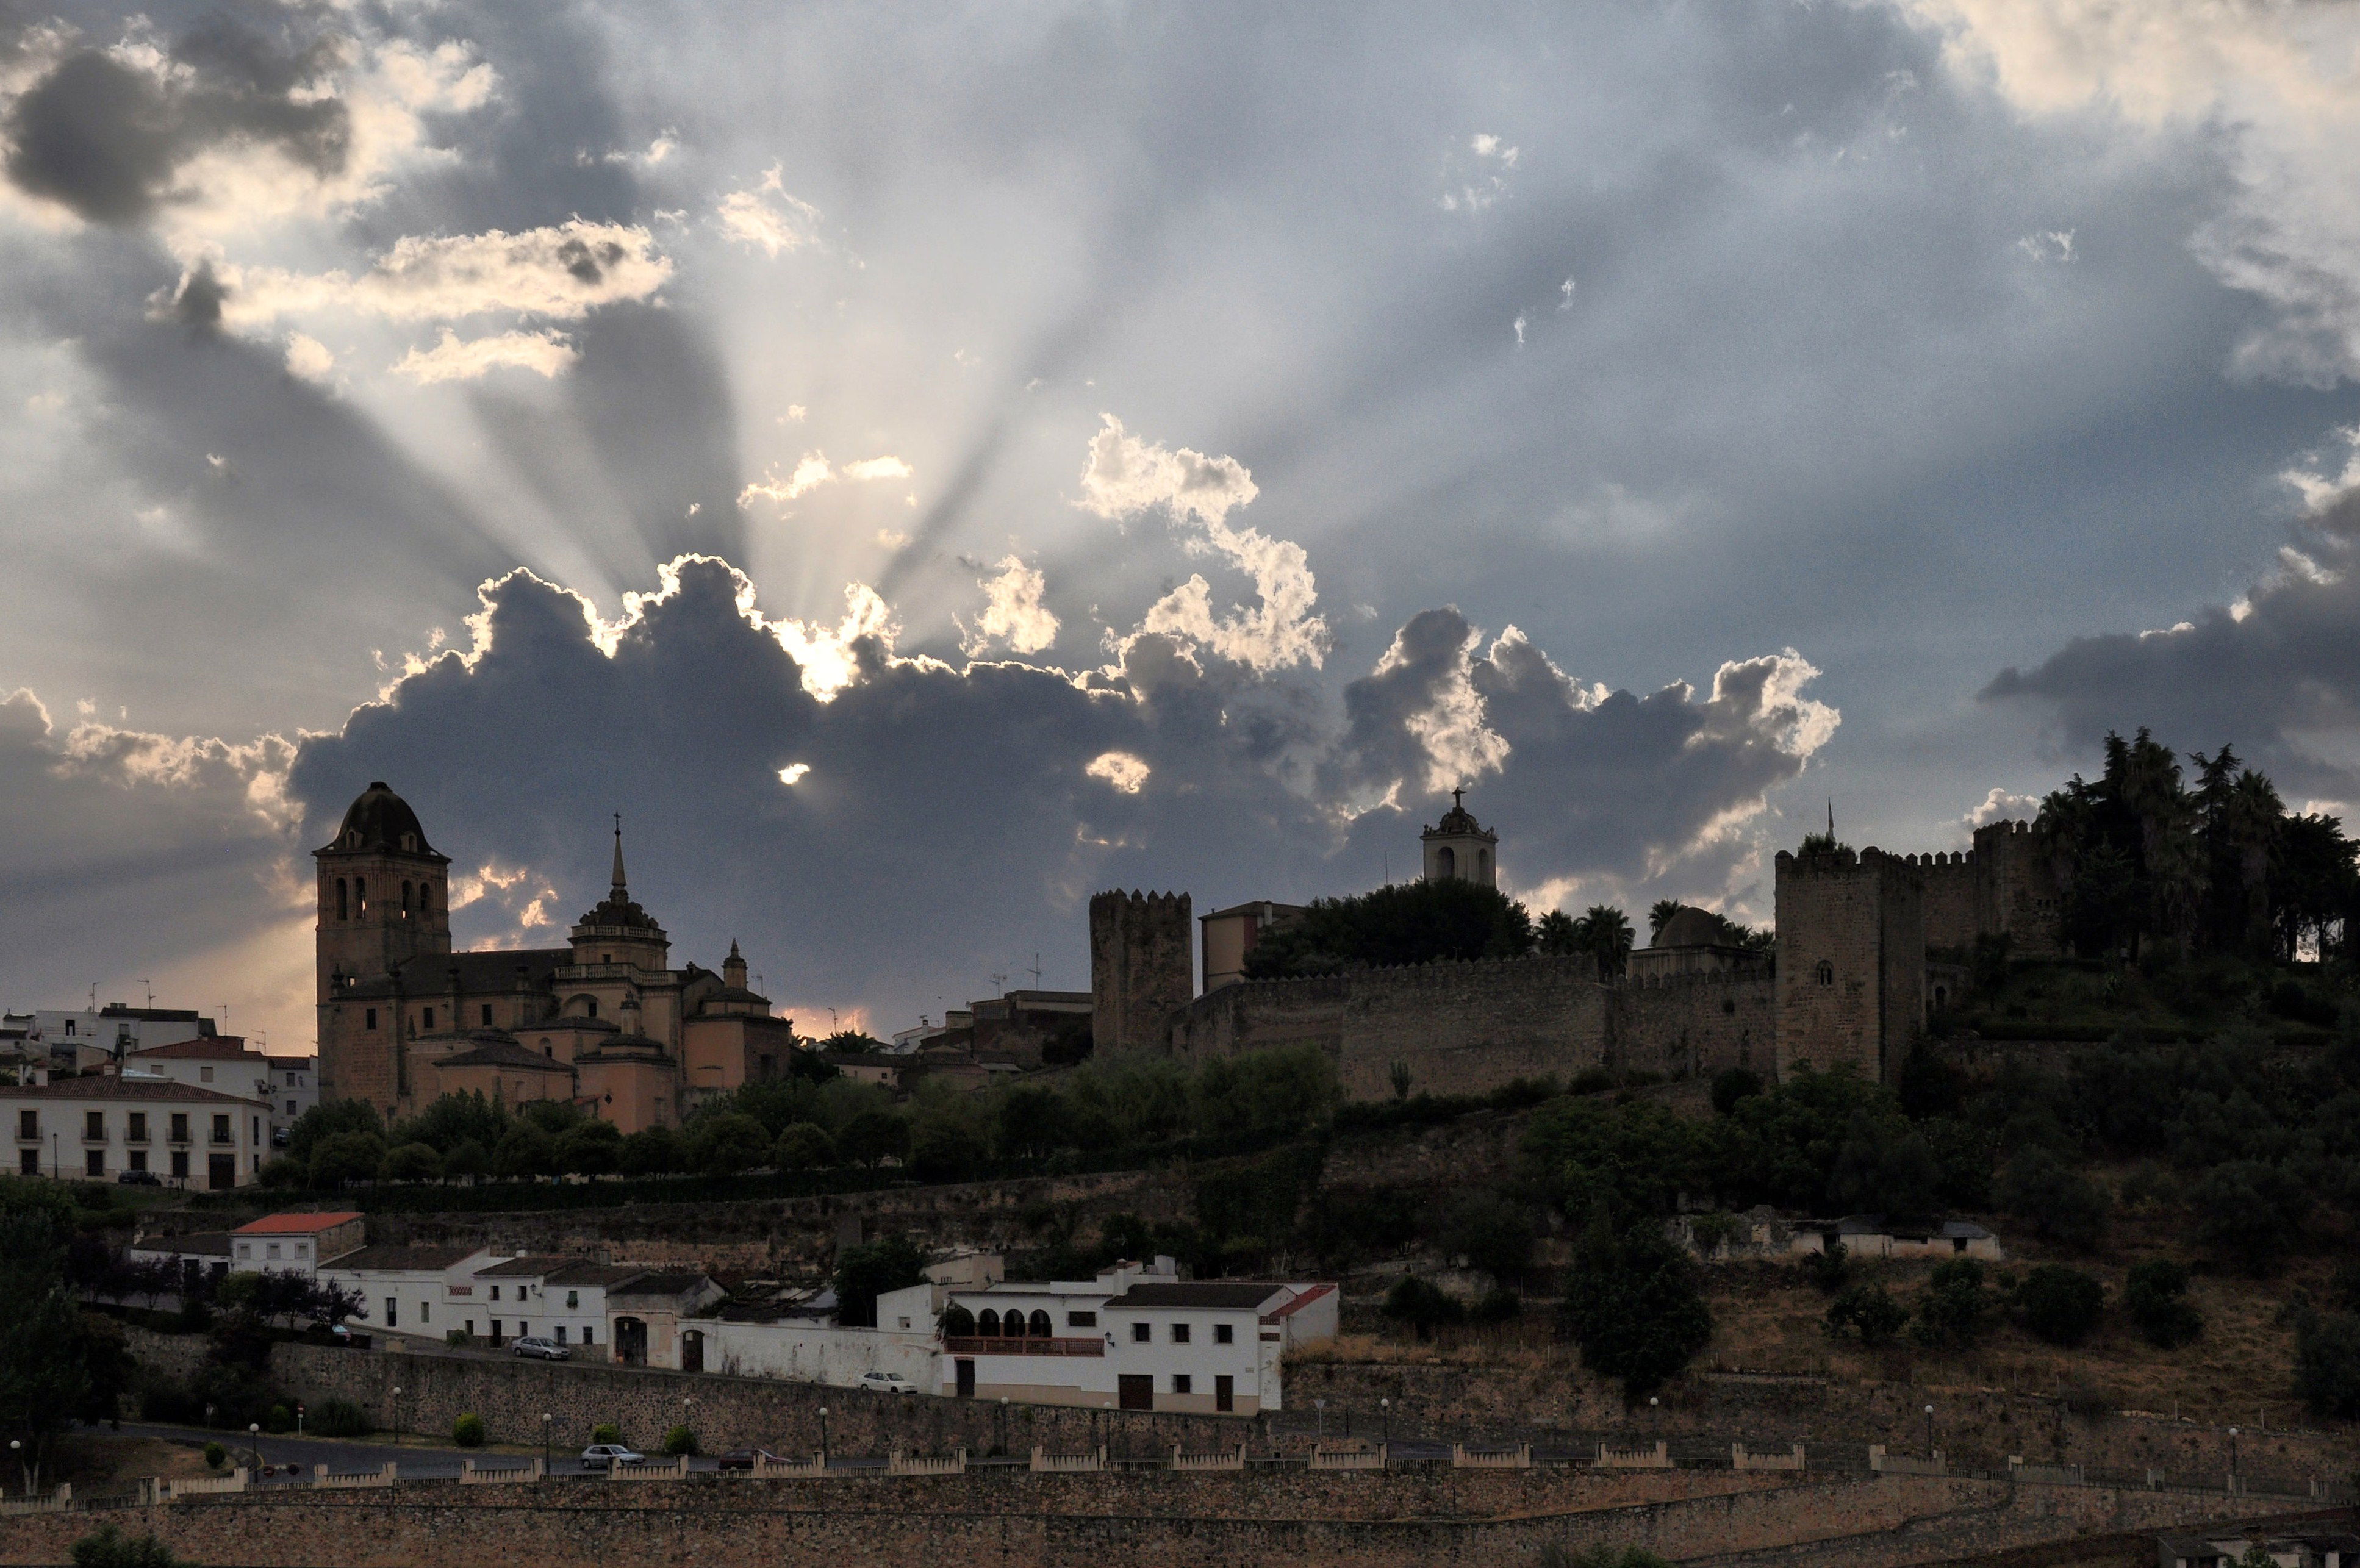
[1382, 1276, 1465, 1341]
[1802, 1239, 1849, 1293]
[1558, 1211, 1712, 1401]
[1824, 1283, 1907, 1346]
[263, 1403, 293, 1433]
[201, 1443, 225, 1470]
[2295, 1311, 2360, 1419]
[2016, 1264, 2104, 1346]
[591, 1422, 622, 1445]
[1995, 1147, 2109, 1249]
[1710, 1068, 1763, 1117]
[309, 1398, 371, 1438]
[70, 1524, 180, 1568]
[1469, 1287, 1523, 1325]
[1911, 1258, 1992, 1347]
[661, 1424, 698, 1456]
[773, 1122, 835, 1171]
[2191, 1161, 2309, 1273]
[2123, 1259, 2203, 1348]
[453, 1413, 486, 1447]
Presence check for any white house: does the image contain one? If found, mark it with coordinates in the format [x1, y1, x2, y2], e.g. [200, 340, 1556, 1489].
[939, 1261, 1336, 1416]
[1792, 1215, 2003, 1261]
[318, 1244, 509, 1341]
[468, 1256, 637, 1352]
[700, 1282, 940, 1387]
[4, 1077, 270, 1187]
[227, 1212, 365, 1279]
[264, 1055, 318, 1132]
[21, 1006, 215, 1070]
[127, 1231, 234, 1286]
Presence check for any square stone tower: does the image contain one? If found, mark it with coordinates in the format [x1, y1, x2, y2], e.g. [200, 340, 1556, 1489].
[1773, 845, 1923, 1083]
[314, 781, 452, 1112]
[1089, 890, 1193, 1056]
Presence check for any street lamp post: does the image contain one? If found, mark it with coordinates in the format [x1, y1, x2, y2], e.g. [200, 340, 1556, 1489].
[1380, 1398, 1390, 1445]
[391, 1386, 403, 1447]
[248, 1423, 261, 1477]
[10, 1437, 27, 1497]
[2228, 1427, 2240, 1493]
[818, 1407, 830, 1469]
[998, 1396, 1008, 1455]
[1924, 1404, 1935, 1461]
[542, 1414, 552, 1476]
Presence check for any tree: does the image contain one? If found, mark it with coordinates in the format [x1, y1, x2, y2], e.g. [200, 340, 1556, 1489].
[389, 1092, 506, 1156]
[1521, 1097, 1709, 1217]
[772, 1122, 835, 1171]
[1570, 906, 1635, 981]
[1648, 899, 1685, 942]
[308, 1131, 386, 1189]
[685, 1112, 770, 1176]
[2190, 1159, 2309, 1273]
[617, 1126, 683, 1177]
[1994, 1147, 2109, 1249]
[997, 1086, 1072, 1161]
[1243, 878, 1536, 978]
[661, 1423, 698, 1456]
[1827, 1110, 1942, 1215]
[2295, 1311, 2360, 1419]
[1824, 1284, 1907, 1347]
[1558, 1209, 1713, 1401]
[491, 1123, 553, 1180]
[834, 1234, 926, 1328]
[453, 1413, 486, 1447]
[837, 1109, 911, 1169]
[70, 1525, 180, 1568]
[1382, 1276, 1465, 1341]
[378, 1142, 443, 1183]
[817, 1030, 886, 1054]
[2123, 1259, 2203, 1348]
[1433, 1190, 1535, 1284]
[1537, 909, 1580, 956]
[0, 1209, 95, 1491]
[910, 1115, 991, 1184]
[442, 1139, 490, 1181]
[2015, 1264, 2104, 1346]
[282, 1100, 381, 1170]
[553, 1120, 621, 1176]
[1910, 1258, 1991, 1347]
[1710, 1067, 1763, 1117]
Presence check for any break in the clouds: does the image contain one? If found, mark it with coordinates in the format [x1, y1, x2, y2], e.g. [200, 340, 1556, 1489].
[12, 0, 2360, 1040]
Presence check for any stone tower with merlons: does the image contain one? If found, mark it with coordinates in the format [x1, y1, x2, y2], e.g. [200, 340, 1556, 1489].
[314, 781, 453, 1110]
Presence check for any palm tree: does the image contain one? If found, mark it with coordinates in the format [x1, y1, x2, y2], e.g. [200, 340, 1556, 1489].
[1576, 905, 1634, 979]
[1648, 899, 1684, 942]
[1537, 909, 1579, 955]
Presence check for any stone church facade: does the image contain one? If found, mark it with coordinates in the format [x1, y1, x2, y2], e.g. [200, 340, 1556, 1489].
[314, 782, 797, 1130]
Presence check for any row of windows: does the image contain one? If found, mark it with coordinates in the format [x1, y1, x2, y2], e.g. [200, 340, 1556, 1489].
[357, 1003, 517, 1033]
[331, 878, 440, 922]
[23, 1147, 198, 1179]
[375, 1295, 595, 1345]
[234, 1239, 314, 1262]
[18, 1109, 231, 1144]
[967, 1308, 1232, 1346]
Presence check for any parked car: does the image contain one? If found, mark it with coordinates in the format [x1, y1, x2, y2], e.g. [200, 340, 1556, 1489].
[115, 1169, 162, 1186]
[715, 1448, 781, 1472]
[511, 1336, 570, 1361]
[858, 1370, 918, 1394]
[580, 1444, 644, 1469]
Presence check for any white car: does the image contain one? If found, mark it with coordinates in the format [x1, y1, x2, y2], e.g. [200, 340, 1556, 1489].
[511, 1336, 570, 1360]
[580, 1444, 644, 1469]
[858, 1370, 918, 1394]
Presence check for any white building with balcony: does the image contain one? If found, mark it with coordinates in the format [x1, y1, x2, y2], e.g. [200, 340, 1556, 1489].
[938, 1260, 1336, 1416]
[2, 1077, 269, 1187]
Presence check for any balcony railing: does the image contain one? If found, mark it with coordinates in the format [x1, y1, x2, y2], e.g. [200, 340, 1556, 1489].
[942, 1336, 1105, 1358]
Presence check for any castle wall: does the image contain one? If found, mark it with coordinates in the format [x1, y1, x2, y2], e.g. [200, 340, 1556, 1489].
[1609, 971, 1777, 1083]
[1877, 859, 1924, 1077]
[1089, 892, 1193, 1058]
[1913, 852, 1976, 953]
[1973, 820, 2061, 957]
[1774, 850, 1907, 1083]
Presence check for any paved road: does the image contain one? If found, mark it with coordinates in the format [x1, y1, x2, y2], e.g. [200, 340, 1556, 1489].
[95, 1422, 656, 1480]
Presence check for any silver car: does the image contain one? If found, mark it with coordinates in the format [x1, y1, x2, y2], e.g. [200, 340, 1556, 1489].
[512, 1336, 570, 1360]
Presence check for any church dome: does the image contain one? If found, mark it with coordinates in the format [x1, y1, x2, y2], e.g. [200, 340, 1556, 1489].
[321, 781, 439, 857]
[1652, 905, 1728, 949]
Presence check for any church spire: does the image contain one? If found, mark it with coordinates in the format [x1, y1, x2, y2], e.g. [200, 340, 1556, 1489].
[611, 813, 628, 897]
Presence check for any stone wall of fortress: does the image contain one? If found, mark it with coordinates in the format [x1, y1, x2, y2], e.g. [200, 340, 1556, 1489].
[1166, 956, 1773, 1099]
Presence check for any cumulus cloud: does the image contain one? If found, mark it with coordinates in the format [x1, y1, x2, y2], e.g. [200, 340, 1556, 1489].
[1086, 751, 1149, 793]
[162, 221, 672, 333]
[392, 328, 578, 384]
[1892, 0, 2360, 383]
[0, 16, 493, 238]
[1077, 415, 1325, 673]
[1966, 786, 2042, 827]
[282, 332, 335, 382]
[1984, 428, 2360, 796]
[737, 451, 913, 511]
[715, 163, 823, 257]
[960, 554, 1060, 656]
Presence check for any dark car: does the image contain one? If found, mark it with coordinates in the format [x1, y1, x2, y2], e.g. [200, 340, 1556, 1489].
[115, 1169, 162, 1186]
[716, 1448, 782, 1471]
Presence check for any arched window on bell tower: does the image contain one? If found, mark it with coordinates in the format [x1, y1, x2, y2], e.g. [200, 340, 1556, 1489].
[355, 878, 367, 915]
[336, 879, 348, 921]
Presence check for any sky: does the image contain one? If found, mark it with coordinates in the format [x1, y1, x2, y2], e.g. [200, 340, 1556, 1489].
[7, 0, 2360, 1053]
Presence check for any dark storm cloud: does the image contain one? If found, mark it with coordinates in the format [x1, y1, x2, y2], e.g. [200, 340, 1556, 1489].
[273, 562, 1834, 1023]
[4, 18, 348, 224]
[1983, 464, 2360, 801]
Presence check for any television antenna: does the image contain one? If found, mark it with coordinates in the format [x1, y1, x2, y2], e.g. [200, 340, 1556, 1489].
[140, 979, 154, 1007]
[1027, 953, 1042, 986]
[991, 973, 1008, 997]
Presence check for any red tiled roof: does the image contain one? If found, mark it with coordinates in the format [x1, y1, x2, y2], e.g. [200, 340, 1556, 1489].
[234, 1212, 364, 1235]
[2, 1078, 265, 1106]
[1261, 1283, 1336, 1321]
[127, 1037, 260, 1061]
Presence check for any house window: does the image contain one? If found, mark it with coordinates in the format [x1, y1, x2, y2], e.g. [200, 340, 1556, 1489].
[267, 1244, 281, 1260]
[586, 1001, 598, 1018]
[1067, 1311, 1096, 1328]
[211, 1115, 231, 1144]
[555, 1326, 567, 1345]
[385, 1298, 396, 1328]
[85, 1150, 104, 1177]
[237, 1244, 252, 1261]
[170, 1113, 188, 1142]
[1171, 1322, 1191, 1344]
[567, 1291, 579, 1309]
[422, 1008, 434, 1031]
[491, 1286, 501, 1301]
[1815, 960, 1834, 986]
[1214, 1323, 1233, 1344]
[1172, 1375, 1192, 1395]
[356, 878, 367, 912]
[421, 1301, 430, 1325]
[287, 1101, 296, 1115]
[129, 1150, 147, 1173]
[16, 1110, 34, 1139]
[171, 1151, 188, 1178]
[1131, 1323, 1150, 1343]
[978, 1309, 1000, 1336]
[18, 1150, 34, 1176]
[482, 1005, 493, 1026]
[127, 1114, 146, 1142]
[337, 878, 348, 920]
[582, 1325, 594, 1346]
[365, 1009, 378, 1031]
[296, 1242, 309, 1256]
[200, 1065, 213, 1083]
[85, 1111, 104, 1140]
